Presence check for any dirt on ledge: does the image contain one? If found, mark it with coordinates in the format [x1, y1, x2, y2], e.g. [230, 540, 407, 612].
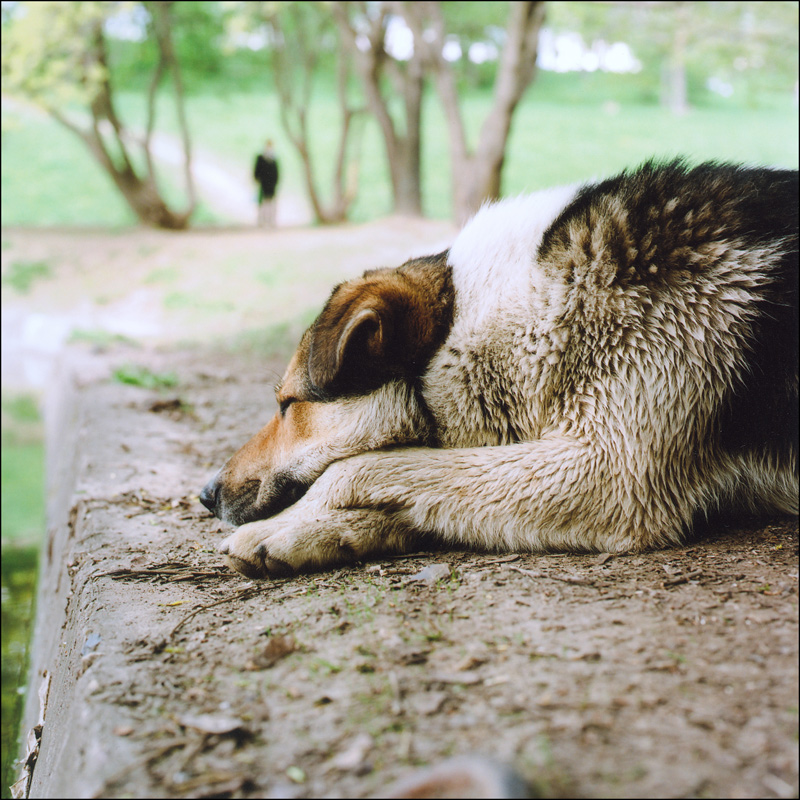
[14, 340, 798, 800]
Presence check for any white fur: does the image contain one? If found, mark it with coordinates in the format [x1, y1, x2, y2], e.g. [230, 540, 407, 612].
[447, 185, 582, 325]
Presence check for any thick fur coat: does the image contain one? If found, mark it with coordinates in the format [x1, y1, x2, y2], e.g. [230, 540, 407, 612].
[200, 160, 798, 578]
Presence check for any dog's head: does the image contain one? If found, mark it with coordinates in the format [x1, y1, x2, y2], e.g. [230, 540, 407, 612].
[200, 252, 453, 525]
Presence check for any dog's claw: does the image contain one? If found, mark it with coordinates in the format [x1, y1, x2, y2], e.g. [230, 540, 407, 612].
[219, 533, 295, 579]
[223, 553, 265, 580]
[262, 556, 294, 578]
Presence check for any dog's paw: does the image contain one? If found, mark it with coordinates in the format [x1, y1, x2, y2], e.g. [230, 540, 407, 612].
[218, 507, 414, 579]
[218, 518, 318, 579]
[218, 524, 294, 579]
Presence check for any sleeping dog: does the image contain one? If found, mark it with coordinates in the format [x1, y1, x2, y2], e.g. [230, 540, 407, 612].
[200, 160, 798, 578]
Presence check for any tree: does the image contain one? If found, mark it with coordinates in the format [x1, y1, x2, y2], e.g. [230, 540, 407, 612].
[547, 2, 800, 114]
[262, 2, 365, 224]
[2, 1, 196, 229]
[331, 1, 546, 223]
[401, 1, 546, 222]
[331, 1, 427, 217]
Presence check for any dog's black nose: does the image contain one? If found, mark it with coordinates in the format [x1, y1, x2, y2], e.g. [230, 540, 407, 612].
[199, 476, 220, 514]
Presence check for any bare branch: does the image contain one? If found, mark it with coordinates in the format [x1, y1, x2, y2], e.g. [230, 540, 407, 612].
[331, 0, 423, 215]
[149, 1, 196, 216]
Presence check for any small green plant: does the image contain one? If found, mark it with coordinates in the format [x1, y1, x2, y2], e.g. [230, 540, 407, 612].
[311, 658, 342, 675]
[68, 329, 138, 348]
[163, 292, 234, 313]
[2, 260, 52, 293]
[254, 268, 280, 288]
[666, 649, 688, 664]
[112, 364, 178, 390]
[144, 266, 179, 285]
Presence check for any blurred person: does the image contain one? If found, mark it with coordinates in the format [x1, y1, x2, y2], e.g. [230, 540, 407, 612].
[254, 139, 279, 227]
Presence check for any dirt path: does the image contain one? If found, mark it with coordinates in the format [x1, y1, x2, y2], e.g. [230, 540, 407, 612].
[0, 218, 456, 392]
[146, 133, 312, 227]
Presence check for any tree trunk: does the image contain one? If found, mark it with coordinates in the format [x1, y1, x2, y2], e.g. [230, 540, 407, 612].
[332, 1, 423, 217]
[149, 1, 197, 215]
[401, 1, 545, 224]
[53, 7, 193, 230]
[269, 3, 364, 224]
[71, 116, 191, 229]
[455, 1, 545, 223]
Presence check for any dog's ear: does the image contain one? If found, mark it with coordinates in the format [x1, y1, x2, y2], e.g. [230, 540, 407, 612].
[307, 284, 397, 394]
[307, 257, 453, 395]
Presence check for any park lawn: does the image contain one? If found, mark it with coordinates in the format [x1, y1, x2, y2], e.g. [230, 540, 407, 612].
[1, 394, 45, 545]
[1, 104, 219, 228]
[0, 440, 45, 543]
[1, 107, 138, 228]
[2, 85, 798, 227]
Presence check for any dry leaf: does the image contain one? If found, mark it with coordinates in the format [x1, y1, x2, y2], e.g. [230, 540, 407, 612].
[245, 635, 297, 670]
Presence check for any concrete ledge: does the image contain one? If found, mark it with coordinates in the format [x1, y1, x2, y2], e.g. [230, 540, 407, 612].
[18, 346, 266, 798]
[16, 345, 800, 799]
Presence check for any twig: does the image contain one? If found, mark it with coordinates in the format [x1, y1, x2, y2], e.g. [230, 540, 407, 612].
[662, 569, 704, 588]
[96, 563, 230, 583]
[169, 585, 261, 637]
[92, 740, 189, 797]
[508, 565, 604, 587]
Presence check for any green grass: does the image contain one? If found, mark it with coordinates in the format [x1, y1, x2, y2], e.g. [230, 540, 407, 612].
[1, 394, 45, 546]
[1, 110, 137, 228]
[2, 260, 54, 294]
[0, 441, 45, 544]
[111, 364, 178, 390]
[1, 395, 42, 795]
[67, 329, 139, 348]
[0, 105, 219, 228]
[2, 79, 797, 228]
[1, 545, 38, 799]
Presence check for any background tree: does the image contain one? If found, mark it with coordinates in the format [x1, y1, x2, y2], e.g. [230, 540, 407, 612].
[331, 1, 546, 223]
[548, 1, 799, 114]
[261, 2, 365, 224]
[331, 1, 427, 217]
[401, 1, 546, 222]
[2, 0, 196, 229]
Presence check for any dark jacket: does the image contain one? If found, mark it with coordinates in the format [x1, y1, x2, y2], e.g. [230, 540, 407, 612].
[254, 154, 279, 199]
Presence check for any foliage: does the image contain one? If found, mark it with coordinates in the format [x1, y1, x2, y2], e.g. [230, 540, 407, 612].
[2, 1, 197, 229]
[1, 546, 39, 798]
[108, 1, 231, 89]
[546, 1, 799, 107]
[1, 1, 111, 109]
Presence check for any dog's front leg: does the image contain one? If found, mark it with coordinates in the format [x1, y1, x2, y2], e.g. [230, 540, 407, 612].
[219, 490, 416, 578]
[319, 436, 678, 555]
[220, 434, 667, 578]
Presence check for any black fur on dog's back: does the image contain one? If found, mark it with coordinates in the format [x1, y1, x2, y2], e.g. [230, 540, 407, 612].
[540, 159, 798, 466]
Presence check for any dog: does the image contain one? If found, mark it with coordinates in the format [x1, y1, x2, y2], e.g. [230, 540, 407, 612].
[200, 159, 798, 579]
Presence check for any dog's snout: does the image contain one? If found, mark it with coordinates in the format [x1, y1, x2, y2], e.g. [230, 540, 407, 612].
[199, 476, 221, 515]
